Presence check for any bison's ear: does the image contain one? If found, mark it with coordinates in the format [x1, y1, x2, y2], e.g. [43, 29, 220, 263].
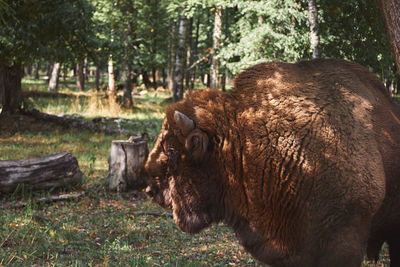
[185, 129, 209, 162]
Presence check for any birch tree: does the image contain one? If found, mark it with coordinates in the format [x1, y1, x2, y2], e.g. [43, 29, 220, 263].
[210, 5, 222, 89]
[172, 8, 187, 102]
[308, 0, 321, 59]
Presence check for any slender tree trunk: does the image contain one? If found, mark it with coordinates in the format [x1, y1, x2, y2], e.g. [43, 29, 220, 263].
[84, 58, 89, 81]
[48, 62, 61, 92]
[141, 70, 151, 89]
[76, 61, 85, 91]
[168, 20, 177, 94]
[308, 0, 321, 59]
[210, 6, 222, 89]
[95, 64, 101, 91]
[152, 68, 157, 89]
[108, 56, 116, 97]
[191, 14, 201, 90]
[185, 18, 193, 89]
[46, 64, 52, 80]
[0, 62, 23, 115]
[34, 62, 40, 80]
[173, 10, 188, 102]
[378, 0, 400, 74]
[124, 63, 133, 108]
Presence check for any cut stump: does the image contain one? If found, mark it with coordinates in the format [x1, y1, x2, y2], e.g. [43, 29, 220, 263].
[0, 152, 83, 193]
[106, 137, 149, 192]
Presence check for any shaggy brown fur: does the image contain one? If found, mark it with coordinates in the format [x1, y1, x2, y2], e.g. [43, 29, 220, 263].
[145, 59, 400, 267]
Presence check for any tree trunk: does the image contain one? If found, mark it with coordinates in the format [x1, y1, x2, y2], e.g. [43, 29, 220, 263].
[34, 62, 40, 80]
[76, 61, 85, 91]
[378, 0, 400, 74]
[48, 62, 61, 92]
[191, 14, 201, 90]
[141, 70, 152, 89]
[0, 152, 83, 193]
[108, 55, 116, 97]
[173, 10, 188, 102]
[308, 0, 321, 59]
[185, 18, 193, 89]
[210, 6, 222, 89]
[124, 63, 134, 108]
[0, 62, 23, 115]
[107, 137, 149, 192]
[95, 64, 101, 91]
[168, 20, 177, 94]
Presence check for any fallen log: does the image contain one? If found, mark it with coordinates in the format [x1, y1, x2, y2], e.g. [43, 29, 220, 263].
[0, 152, 83, 193]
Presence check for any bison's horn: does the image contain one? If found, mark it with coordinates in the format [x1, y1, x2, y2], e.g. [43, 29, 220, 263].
[174, 110, 195, 136]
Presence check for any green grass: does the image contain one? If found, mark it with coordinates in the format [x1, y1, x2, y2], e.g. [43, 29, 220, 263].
[0, 78, 390, 266]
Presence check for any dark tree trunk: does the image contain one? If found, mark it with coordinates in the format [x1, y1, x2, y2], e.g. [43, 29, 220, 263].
[124, 63, 134, 108]
[308, 0, 321, 59]
[46, 64, 53, 80]
[378, 0, 400, 74]
[48, 62, 61, 92]
[173, 10, 188, 102]
[0, 152, 82, 193]
[76, 61, 85, 91]
[34, 62, 40, 80]
[107, 138, 149, 192]
[152, 68, 158, 89]
[141, 70, 152, 89]
[221, 73, 226, 92]
[95, 64, 101, 91]
[210, 5, 222, 89]
[0, 62, 23, 115]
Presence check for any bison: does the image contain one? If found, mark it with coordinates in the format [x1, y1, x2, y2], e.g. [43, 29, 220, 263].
[144, 59, 400, 267]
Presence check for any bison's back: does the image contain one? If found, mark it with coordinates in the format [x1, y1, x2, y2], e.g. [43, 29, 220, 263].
[228, 59, 396, 262]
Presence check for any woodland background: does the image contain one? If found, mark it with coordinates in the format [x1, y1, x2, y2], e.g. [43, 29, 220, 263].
[0, 0, 399, 266]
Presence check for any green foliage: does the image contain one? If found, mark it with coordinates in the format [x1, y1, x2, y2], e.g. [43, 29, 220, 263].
[219, 0, 310, 74]
[0, 0, 96, 63]
[319, 0, 396, 81]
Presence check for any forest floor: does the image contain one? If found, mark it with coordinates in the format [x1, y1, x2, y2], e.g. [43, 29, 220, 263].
[0, 77, 390, 266]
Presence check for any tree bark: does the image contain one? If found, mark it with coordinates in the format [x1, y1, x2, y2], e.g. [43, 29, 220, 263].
[76, 61, 85, 91]
[167, 20, 177, 94]
[107, 138, 149, 192]
[308, 0, 321, 59]
[108, 55, 116, 97]
[124, 63, 134, 108]
[191, 14, 201, 90]
[173, 10, 188, 102]
[0, 152, 83, 193]
[95, 64, 101, 91]
[0, 62, 23, 115]
[185, 18, 193, 89]
[210, 6, 222, 89]
[141, 70, 152, 89]
[34, 62, 40, 80]
[48, 62, 61, 92]
[378, 0, 400, 74]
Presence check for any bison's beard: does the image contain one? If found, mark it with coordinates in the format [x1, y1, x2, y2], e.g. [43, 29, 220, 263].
[172, 203, 213, 234]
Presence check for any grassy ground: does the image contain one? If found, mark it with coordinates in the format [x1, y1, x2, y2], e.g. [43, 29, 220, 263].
[0, 77, 390, 266]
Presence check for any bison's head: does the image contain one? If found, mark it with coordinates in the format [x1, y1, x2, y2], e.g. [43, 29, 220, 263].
[145, 109, 223, 233]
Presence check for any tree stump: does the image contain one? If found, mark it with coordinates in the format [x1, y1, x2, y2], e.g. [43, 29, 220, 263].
[106, 137, 149, 192]
[0, 152, 83, 193]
